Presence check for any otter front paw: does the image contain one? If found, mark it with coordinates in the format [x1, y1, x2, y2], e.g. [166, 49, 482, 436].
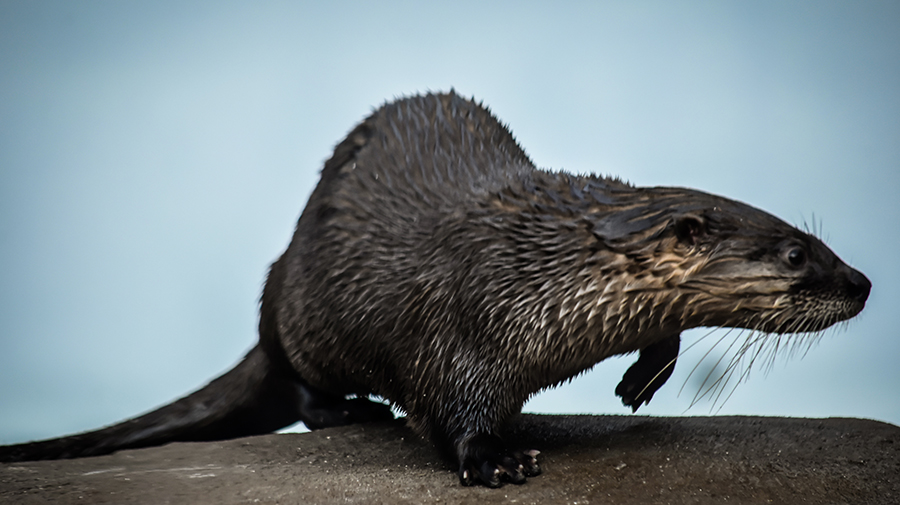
[615, 333, 680, 412]
[457, 433, 540, 487]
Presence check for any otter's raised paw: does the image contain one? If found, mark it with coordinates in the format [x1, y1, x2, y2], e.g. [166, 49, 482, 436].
[615, 334, 680, 412]
[457, 434, 540, 487]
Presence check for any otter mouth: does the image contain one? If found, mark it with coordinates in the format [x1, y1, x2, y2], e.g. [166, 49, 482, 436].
[673, 263, 870, 410]
[733, 293, 867, 335]
[690, 256, 871, 336]
[679, 275, 869, 410]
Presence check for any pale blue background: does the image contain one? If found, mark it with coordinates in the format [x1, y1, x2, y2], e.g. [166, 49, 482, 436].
[2, 1, 898, 444]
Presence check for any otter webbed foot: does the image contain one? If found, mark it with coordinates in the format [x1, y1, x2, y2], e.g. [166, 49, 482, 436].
[615, 333, 681, 412]
[457, 433, 541, 487]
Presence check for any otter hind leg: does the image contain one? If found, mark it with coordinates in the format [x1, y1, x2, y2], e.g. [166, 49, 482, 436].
[295, 381, 394, 430]
[457, 433, 541, 487]
[260, 255, 393, 430]
[615, 333, 681, 412]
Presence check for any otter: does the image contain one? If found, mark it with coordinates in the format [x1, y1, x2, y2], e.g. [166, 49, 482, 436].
[0, 92, 871, 487]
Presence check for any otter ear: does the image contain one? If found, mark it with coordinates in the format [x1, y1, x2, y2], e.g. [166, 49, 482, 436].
[673, 213, 706, 246]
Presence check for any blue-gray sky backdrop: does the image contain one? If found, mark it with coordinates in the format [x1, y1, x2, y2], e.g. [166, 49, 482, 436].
[1, 1, 898, 443]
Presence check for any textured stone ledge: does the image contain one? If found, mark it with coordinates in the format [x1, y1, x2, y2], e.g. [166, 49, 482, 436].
[1, 414, 898, 504]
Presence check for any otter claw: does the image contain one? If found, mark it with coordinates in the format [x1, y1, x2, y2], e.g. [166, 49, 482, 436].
[457, 434, 541, 487]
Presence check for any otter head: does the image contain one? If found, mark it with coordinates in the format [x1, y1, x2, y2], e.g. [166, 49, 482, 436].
[649, 189, 871, 335]
[586, 185, 870, 337]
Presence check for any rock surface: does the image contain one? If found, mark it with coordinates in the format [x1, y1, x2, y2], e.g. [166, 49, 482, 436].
[1, 414, 898, 504]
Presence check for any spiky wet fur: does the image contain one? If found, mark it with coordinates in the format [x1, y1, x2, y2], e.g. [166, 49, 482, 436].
[0, 92, 870, 487]
[276, 92, 867, 442]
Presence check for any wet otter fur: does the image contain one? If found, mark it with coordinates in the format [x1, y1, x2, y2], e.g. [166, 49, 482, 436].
[0, 92, 871, 487]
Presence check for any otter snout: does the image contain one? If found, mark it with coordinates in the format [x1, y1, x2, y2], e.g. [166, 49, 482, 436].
[844, 266, 871, 304]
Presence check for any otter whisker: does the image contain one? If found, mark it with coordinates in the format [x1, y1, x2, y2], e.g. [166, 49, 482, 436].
[734, 313, 804, 383]
[691, 306, 852, 413]
[760, 332, 785, 375]
[677, 327, 734, 398]
[693, 313, 778, 411]
[709, 327, 783, 411]
[710, 330, 770, 410]
[689, 328, 754, 409]
[680, 327, 739, 402]
[634, 355, 680, 402]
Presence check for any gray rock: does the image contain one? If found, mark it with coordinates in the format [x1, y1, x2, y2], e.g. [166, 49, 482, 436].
[2, 414, 898, 504]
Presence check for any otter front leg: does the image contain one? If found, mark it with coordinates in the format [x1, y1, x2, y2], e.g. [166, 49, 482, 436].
[615, 333, 681, 412]
[456, 432, 541, 487]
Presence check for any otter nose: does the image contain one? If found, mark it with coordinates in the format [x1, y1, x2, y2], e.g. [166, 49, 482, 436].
[846, 268, 871, 304]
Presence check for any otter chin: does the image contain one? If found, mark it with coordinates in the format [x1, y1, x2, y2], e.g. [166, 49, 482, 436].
[0, 92, 870, 488]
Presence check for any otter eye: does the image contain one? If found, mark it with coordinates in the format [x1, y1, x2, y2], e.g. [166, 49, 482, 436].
[785, 246, 807, 268]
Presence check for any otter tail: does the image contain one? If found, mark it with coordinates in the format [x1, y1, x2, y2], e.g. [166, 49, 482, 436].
[0, 345, 307, 462]
[2, 254, 394, 463]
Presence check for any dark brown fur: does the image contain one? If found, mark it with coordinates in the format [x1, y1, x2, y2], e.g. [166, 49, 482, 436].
[0, 92, 870, 487]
